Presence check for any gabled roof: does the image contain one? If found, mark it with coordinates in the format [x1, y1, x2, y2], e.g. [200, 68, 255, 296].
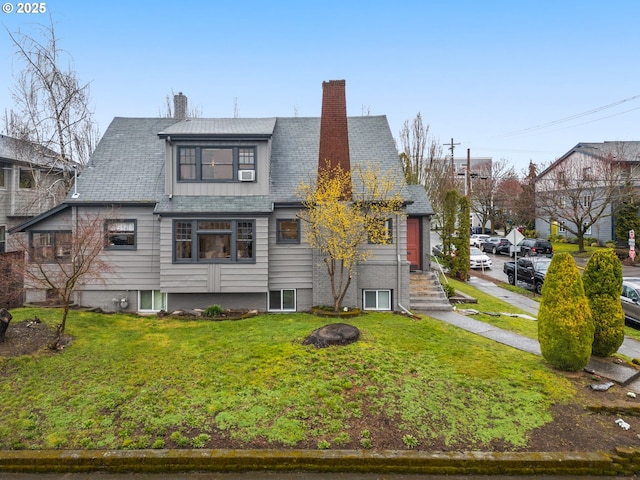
[0, 134, 63, 169]
[60, 114, 413, 209]
[404, 184, 434, 216]
[536, 141, 640, 181]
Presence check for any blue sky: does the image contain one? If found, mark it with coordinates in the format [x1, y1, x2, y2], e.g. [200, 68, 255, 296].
[1, 0, 639, 172]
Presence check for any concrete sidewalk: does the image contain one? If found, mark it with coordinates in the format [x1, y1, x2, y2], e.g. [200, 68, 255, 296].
[417, 275, 640, 391]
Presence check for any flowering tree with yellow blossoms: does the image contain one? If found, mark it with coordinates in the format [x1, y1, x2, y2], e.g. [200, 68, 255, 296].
[296, 164, 405, 312]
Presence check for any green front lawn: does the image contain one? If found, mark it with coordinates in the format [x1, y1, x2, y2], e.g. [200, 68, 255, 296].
[0, 307, 574, 451]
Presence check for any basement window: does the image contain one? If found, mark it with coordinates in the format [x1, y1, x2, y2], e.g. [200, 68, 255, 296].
[363, 289, 391, 311]
[269, 289, 296, 312]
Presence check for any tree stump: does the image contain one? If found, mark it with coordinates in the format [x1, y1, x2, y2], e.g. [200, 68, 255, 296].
[0, 308, 12, 341]
[303, 323, 360, 348]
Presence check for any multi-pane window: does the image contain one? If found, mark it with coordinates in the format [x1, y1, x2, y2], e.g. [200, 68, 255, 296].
[276, 219, 300, 244]
[363, 289, 391, 311]
[178, 147, 196, 180]
[174, 219, 254, 262]
[30, 231, 72, 263]
[139, 290, 167, 312]
[368, 218, 393, 244]
[0, 165, 6, 188]
[177, 146, 255, 182]
[269, 289, 296, 311]
[19, 169, 35, 189]
[105, 219, 136, 249]
[0, 226, 5, 253]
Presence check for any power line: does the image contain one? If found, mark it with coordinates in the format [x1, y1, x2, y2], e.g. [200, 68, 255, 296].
[502, 95, 640, 137]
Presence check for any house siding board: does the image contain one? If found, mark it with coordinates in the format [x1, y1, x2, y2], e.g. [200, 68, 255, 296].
[159, 217, 268, 293]
[76, 205, 161, 291]
[167, 140, 271, 197]
[268, 207, 313, 290]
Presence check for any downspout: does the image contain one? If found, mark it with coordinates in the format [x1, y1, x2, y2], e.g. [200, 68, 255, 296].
[396, 213, 413, 316]
[167, 136, 174, 200]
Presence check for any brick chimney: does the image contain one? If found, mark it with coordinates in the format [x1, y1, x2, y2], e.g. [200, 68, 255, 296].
[174, 92, 188, 120]
[318, 80, 351, 197]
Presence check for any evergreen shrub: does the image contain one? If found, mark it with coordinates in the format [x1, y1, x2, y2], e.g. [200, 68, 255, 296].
[582, 249, 624, 357]
[538, 253, 593, 371]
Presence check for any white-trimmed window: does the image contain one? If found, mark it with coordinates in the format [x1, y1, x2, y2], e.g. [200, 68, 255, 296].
[269, 289, 296, 312]
[139, 290, 167, 313]
[19, 169, 35, 189]
[0, 165, 6, 188]
[363, 289, 391, 311]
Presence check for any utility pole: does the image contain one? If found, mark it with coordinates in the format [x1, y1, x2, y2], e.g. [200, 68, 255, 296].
[444, 138, 460, 183]
[466, 148, 471, 198]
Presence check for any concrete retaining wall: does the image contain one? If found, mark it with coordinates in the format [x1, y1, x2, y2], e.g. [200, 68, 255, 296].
[0, 448, 639, 475]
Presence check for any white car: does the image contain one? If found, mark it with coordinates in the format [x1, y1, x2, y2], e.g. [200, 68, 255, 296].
[469, 247, 492, 270]
[470, 234, 491, 247]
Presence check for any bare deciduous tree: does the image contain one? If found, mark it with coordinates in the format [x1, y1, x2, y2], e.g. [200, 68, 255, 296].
[399, 113, 449, 229]
[8, 212, 114, 348]
[535, 149, 630, 252]
[468, 158, 514, 232]
[4, 19, 99, 201]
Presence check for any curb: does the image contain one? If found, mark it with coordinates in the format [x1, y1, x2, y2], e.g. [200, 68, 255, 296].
[0, 448, 635, 476]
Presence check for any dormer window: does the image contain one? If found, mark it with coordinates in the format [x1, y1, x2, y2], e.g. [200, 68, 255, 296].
[177, 146, 255, 182]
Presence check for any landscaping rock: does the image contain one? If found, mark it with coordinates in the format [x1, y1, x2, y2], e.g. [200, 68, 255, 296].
[303, 323, 360, 348]
[0, 308, 12, 341]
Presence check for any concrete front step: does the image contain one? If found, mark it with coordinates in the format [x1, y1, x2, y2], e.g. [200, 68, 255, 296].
[410, 271, 453, 312]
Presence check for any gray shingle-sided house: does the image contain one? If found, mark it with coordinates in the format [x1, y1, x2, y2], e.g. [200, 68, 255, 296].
[0, 134, 69, 253]
[535, 141, 640, 244]
[11, 81, 434, 313]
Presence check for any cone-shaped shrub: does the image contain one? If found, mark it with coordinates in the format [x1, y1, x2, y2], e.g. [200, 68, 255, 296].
[582, 249, 624, 357]
[538, 253, 593, 371]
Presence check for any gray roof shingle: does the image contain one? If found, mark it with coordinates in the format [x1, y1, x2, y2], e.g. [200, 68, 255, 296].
[270, 116, 407, 204]
[68, 117, 179, 203]
[158, 118, 276, 137]
[68, 115, 428, 214]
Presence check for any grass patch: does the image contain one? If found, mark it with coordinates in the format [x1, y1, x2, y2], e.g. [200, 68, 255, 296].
[447, 278, 539, 339]
[0, 307, 575, 451]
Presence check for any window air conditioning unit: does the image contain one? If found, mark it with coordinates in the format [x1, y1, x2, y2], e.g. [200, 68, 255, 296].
[239, 170, 255, 182]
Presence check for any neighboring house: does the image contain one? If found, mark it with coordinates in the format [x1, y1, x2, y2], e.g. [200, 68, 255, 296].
[453, 156, 492, 231]
[534, 141, 640, 243]
[11, 82, 434, 314]
[0, 134, 68, 253]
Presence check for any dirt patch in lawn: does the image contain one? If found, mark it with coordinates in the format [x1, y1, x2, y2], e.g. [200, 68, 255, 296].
[1, 319, 640, 453]
[0, 319, 72, 356]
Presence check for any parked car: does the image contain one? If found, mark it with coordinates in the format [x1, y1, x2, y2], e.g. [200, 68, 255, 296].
[469, 247, 492, 270]
[470, 234, 491, 247]
[471, 227, 496, 235]
[481, 237, 512, 255]
[622, 278, 640, 329]
[511, 238, 553, 257]
[503, 256, 552, 294]
[432, 244, 456, 258]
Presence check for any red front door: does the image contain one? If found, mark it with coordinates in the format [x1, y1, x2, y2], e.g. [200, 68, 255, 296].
[407, 217, 421, 271]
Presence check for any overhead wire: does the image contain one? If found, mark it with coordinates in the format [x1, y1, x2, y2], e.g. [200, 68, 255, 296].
[501, 94, 640, 138]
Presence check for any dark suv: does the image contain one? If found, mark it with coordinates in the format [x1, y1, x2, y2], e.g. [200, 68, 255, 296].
[513, 238, 553, 257]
